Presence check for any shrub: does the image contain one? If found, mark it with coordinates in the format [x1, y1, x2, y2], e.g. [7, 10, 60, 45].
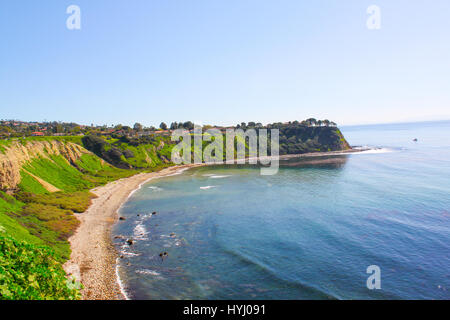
[123, 149, 134, 159]
[21, 203, 79, 240]
[81, 135, 106, 156]
[0, 236, 80, 300]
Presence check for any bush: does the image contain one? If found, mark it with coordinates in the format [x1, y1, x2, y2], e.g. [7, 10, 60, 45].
[105, 147, 124, 163]
[81, 135, 106, 156]
[0, 236, 81, 300]
[123, 149, 134, 159]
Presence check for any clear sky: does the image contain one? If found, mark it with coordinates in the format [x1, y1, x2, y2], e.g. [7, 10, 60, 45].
[1, 0, 449, 127]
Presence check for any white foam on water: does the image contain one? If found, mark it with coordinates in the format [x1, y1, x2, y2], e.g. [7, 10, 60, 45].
[209, 175, 232, 179]
[135, 269, 165, 280]
[165, 167, 191, 177]
[119, 249, 140, 257]
[354, 147, 394, 154]
[148, 186, 163, 191]
[119, 243, 141, 256]
[200, 186, 216, 190]
[115, 258, 131, 300]
[135, 269, 161, 276]
[321, 147, 395, 156]
[174, 240, 183, 247]
[133, 223, 149, 241]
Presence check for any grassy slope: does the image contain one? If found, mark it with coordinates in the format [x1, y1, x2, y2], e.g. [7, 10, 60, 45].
[0, 139, 145, 299]
[0, 192, 41, 245]
[11, 153, 136, 259]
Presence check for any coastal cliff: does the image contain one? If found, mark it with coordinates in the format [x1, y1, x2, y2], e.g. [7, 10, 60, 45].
[276, 125, 351, 155]
[0, 140, 87, 191]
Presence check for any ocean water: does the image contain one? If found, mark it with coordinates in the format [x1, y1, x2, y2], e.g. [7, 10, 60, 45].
[114, 121, 450, 300]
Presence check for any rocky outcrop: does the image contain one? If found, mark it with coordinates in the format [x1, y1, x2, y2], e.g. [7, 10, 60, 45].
[0, 140, 88, 191]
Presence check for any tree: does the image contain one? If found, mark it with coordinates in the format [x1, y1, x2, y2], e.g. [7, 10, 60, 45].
[159, 122, 167, 130]
[183, 121, 194, 130]
[170, 122, 178, 130]
[323, 120, 330, 127]
[133, 123, 143, 131]
[72, 126, 82, 134]
[54, 124, 64, 133]
[305, 118, 317, 126]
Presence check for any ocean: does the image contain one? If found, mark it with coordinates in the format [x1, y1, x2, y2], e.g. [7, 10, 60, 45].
[113, 121, 450, 300]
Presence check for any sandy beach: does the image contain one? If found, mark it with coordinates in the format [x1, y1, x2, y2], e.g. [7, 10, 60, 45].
[63, 164, 203, 300]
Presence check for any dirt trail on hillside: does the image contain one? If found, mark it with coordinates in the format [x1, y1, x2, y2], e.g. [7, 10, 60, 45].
[22, 169, 61, 192]
[63, 164, 204, 300]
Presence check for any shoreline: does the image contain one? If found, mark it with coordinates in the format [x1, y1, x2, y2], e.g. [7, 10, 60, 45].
[63, 164, 204, 300]
[63, 148, 366, 300]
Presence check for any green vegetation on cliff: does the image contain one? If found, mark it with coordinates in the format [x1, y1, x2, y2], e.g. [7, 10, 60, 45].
[0, 235, 80, 300]
[273, 124, 351, 154]
[81, 135, 173, 169]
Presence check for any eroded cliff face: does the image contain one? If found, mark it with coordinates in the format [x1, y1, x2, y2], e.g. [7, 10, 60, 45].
[0, 140, 88, 191]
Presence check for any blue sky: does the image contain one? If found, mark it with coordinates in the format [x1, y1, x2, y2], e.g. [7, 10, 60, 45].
[1, 0, 449, 127]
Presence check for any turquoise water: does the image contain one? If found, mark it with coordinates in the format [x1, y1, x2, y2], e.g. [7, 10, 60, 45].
[114, 121, 450, 300]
